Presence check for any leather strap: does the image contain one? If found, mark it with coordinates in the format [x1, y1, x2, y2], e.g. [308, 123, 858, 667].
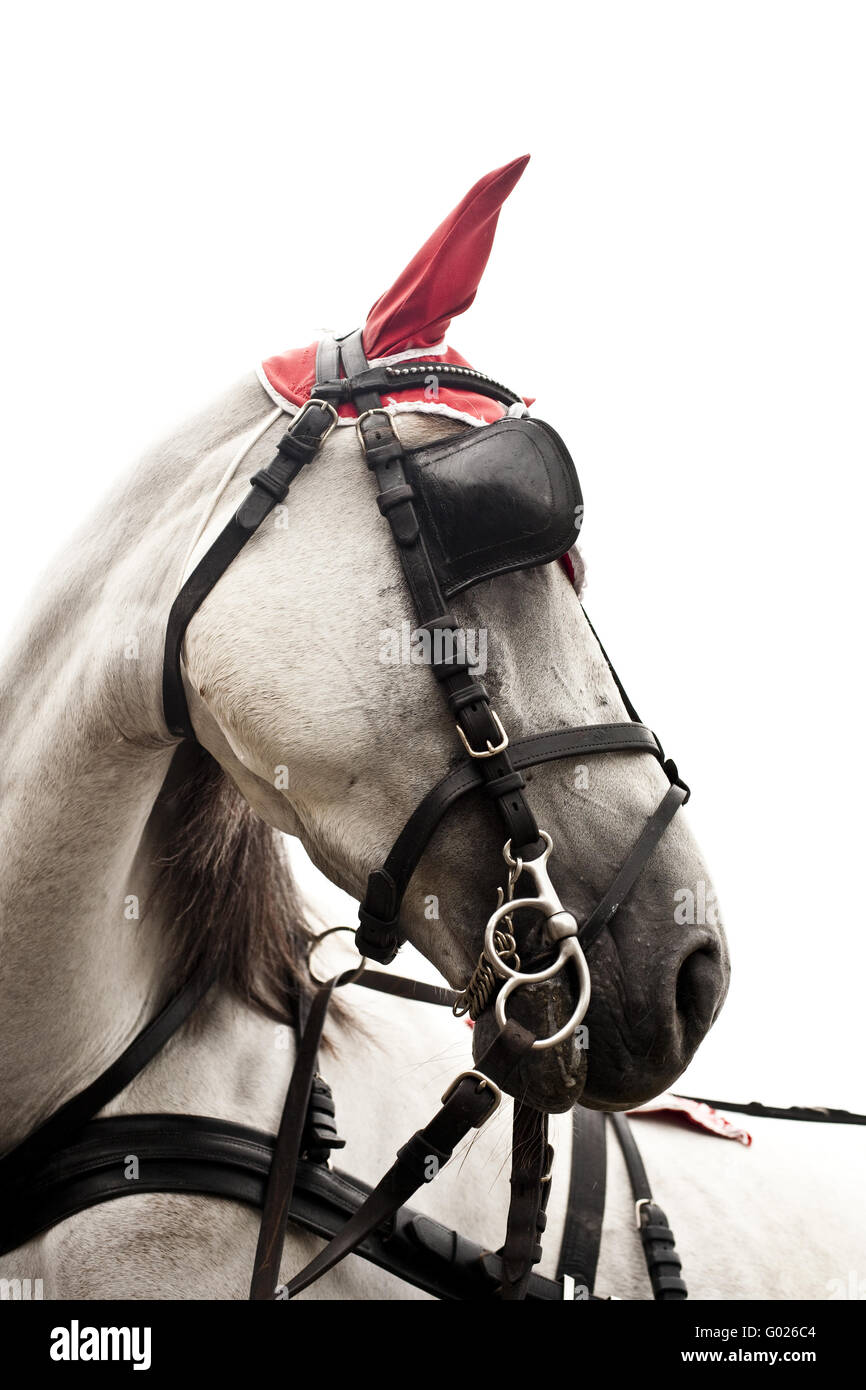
[315, 359, 524, 410]
[279, 1021, 535, 1299]
[359, 723, 668, 952]
[609, 1111, 687, 1300]
[337, 329, 545, 959]
[0, 1112, 569, 1299]
[673, 1096, 866, 1125]
[249, 970, 353, 1300]
[249, 960, 460, 1300]
[556, 1105, 607, 1296]
[354, 969, 458, 1009]
[314, 334, 341, 387]
[0, 972, 215, 1186]
[162, 402, 335, 739]
[579, 783, 688, 952]
[499, 1104, 551, 1300]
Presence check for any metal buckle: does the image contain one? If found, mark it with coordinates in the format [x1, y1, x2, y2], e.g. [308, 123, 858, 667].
[635, 1197, 652, 1229]
[354, 407, 399, 446]
[440, 1070, 502, 1127]
[455, 709, 509, 759]
[296, 397, 339, 440]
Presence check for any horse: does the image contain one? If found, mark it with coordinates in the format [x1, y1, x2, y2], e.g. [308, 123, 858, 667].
[0, 158, 734, 1299]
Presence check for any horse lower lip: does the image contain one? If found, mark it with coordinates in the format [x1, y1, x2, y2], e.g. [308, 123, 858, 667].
[470, 972, 588, 1112]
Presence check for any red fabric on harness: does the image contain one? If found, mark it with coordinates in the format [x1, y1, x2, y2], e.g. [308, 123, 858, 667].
[258, 156, 575, 581]
[260, 342, 513, 426]
[260, 156, 532, 425]
[363, 155, 530, 359]
[629, 1094, 753, 1146]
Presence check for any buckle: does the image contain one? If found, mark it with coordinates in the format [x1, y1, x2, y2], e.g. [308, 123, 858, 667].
[440, 1070, 502, 1126]
[455, 709, 509, 758]
[294, 397, 339, 440]
[355, 407, 399, 444]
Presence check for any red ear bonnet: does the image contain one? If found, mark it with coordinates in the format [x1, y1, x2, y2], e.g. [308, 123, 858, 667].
[259, 157, 531, 425]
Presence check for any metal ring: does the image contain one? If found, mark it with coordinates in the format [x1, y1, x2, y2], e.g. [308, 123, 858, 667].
[503, 830, 552, 870]
[307, 926, 367, 987]
[494, 937, 592, 1051]
[483, 900, 572, 983]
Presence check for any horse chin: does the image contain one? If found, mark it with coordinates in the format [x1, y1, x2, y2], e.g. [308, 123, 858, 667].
[471, 974, 587, 1113]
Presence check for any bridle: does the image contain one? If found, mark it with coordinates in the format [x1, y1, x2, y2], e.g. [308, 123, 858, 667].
[0, 331, 693, 1300]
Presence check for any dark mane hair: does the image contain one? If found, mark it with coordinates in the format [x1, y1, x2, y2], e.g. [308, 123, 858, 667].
[149, 743, 320, 1029]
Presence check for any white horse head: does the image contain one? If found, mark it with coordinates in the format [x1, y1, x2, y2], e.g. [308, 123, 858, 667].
[0, 158, 727, 1166]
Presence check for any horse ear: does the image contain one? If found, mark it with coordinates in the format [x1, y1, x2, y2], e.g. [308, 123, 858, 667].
[362, 155, 530, 360]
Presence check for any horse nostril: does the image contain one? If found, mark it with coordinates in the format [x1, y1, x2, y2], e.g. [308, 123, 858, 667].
[675, 945, 723, 1034]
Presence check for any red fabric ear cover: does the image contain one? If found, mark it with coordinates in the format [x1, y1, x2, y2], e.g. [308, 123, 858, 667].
[362, 155, 530, 360]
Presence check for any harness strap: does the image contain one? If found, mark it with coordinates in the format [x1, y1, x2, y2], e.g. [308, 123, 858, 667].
[673, 1096, 866, 1125]
[249, 969, 354, 1300]
[359, 722, 670, 951]
[579, 783, 688, 952]
[557, 1105, 607, 1296]
[278, 1021, 535, 1300]
[0, 971, 215, 1187]
[162, 401, 336, 740]
[610, 1112, 687, 1300]
[337, 328, 545, 963]
[0, 1112, 571, 1299]
[500, 1104, 551, 1299]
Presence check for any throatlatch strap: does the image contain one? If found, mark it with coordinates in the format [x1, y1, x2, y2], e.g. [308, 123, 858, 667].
[162, 401, 335, 740]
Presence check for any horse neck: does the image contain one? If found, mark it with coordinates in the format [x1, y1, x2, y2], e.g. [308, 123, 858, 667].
[0, 375, 278, 1145]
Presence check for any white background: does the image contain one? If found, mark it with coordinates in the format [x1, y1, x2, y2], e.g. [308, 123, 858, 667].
[2, 3, 863, 1109]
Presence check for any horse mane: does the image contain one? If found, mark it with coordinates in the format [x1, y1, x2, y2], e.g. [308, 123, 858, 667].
[148, 742, 323, 1031]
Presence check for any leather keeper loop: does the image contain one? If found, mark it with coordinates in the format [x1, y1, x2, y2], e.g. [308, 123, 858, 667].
[377, 484, 416, 515]
[277, 432, 318, 465]
[448, 683, 488, 713]
[396, 1133, 452, 1183]
[483, 770, 526, 799]
[248, 468, 289, 502]
[432, 657, 470, 682]
[356, 898, 403, 965]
